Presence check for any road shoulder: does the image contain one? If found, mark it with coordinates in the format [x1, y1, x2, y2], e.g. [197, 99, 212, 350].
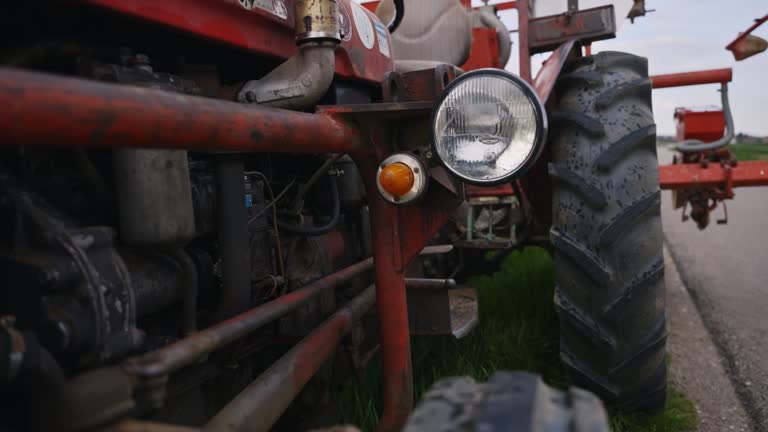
[664, 246, 753, 432]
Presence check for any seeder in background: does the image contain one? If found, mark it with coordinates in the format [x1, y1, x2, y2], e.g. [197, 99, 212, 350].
[656, 14, 768, 229]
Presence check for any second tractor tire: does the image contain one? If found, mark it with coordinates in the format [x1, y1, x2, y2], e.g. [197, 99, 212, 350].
[549, 51, 667, 412]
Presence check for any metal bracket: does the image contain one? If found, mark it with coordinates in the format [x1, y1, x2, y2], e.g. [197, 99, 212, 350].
[528, 5, 616, 54]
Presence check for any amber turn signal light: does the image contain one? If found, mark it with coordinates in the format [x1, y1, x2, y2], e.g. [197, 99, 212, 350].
[376, 153, 428, 205]
[379, 162, 415, 197]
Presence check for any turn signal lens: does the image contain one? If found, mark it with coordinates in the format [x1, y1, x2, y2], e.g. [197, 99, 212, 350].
[376, 153, 428, 205]
[379, 162, 414, 197]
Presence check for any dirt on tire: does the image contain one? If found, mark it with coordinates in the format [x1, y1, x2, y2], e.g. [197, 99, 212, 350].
[549, 51, 667, 412]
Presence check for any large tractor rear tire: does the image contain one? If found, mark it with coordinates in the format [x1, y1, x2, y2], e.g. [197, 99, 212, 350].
[549, 51, 667, 412]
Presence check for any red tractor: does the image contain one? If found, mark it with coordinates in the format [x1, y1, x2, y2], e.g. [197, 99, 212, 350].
[0, 1, 664, 431]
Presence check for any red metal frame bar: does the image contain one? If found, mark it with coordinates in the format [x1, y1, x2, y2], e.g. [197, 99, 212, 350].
[650, 68, 732, 89]
[354, 147, 459, 432]
[518, 0, 532, 82]
[0, 68, 361, 154]
[533, 39, 577, 102]
[659, 161, 768, 191]
[493, 1, 518, 12]
[204, 285, 377, 432]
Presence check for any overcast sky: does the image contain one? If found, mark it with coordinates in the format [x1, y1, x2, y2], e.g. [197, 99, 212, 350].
[484, 0, 768, 136]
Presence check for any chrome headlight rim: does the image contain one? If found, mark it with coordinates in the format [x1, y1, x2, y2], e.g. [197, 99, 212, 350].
[429, 68, 548, 186]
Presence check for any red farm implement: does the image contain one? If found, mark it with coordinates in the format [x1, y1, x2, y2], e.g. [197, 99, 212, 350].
[654, 14, 768, 229]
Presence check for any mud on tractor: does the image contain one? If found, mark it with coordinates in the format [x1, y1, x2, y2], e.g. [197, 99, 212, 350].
[0, 1, 681, 431]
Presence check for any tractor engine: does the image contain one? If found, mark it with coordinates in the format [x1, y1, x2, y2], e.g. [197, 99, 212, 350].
[0, 56, 373, 431]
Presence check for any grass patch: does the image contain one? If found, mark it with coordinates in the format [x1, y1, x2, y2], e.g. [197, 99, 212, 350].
[335, 247, 697, 432]
[611, 389, 697, 432]
[730, 143, 768, 161]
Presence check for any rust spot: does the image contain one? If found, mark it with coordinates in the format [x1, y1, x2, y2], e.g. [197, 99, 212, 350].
[250, 129, 265, 142]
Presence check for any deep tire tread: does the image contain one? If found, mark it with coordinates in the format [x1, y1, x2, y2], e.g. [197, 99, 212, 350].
[548, 163, 608, 209]
[592, 51, 648, 76]
[555, 287, 617, 352]
[557, 70, 604, 88]
[609, 318, 667, 375]
[550, 229, 611, 285]
[597, 191, 661, 245]
[550, 109, 606, 137]
[602, 255, 665, 321]
[595, 125, 657, 171]
[550, 51, 666, 413]
[595, 78, 652, 109]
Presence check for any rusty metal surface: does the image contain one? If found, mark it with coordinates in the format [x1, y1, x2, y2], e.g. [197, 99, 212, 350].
[354, 154, 413, 432]
[294, 0, 339, 42]
[533, 39, 577, 103]
[491, 1, 518, 12]
[318, 101, 433, 118]
[407, 282, 451, 336]
[204, 285, 375, 432]
[465, 184, 515, 198]
[518, 0, 532, 82]
[104, 420, 200, 432]
[449, 287, 478, 339]
[126, 257, 376, 378]
[406, 283, 477, 338]
[75, 0, 394, 85]
[337, 69, 465, 428]
[651, 68, 733, 88]
[385, 65, 460, 102]
[528, 5, 616, 54]
[355, 152, 460, 432]
[0, 68, 361, 154]
[659, 160, 768, 191]
[405, 278, 457, 290]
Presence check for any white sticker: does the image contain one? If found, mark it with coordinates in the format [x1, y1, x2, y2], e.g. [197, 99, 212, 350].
[338, 2, 353, 42]
[374, 21, 390, 58]
[238, 0, 288, 20]
[351, 2, 375, 49]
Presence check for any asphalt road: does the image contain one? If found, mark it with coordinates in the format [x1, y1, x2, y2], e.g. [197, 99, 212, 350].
[659, 147, 768, 430]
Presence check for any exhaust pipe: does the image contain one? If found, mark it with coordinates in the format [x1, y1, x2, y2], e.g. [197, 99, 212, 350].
[237, 0, 341, 110]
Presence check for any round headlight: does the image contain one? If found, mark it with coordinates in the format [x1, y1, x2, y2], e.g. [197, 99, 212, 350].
[431, 69, 547, 185]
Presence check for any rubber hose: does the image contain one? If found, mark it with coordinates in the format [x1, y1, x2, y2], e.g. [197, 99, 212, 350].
[289, 154, 342, 211]
[388, 0, 405, 33]
[676, 83, 734, 153]
[277, 175, 340, 236]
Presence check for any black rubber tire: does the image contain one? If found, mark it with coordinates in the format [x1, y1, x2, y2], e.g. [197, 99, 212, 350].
[548, 51, 667, 412]
[403, 372, 610, 432]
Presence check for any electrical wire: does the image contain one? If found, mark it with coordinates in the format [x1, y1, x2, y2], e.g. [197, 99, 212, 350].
[247, 172, 287, 281]
[277, 174, 340, 236]
[247, 178, 295, 224]
[289, 153, 343, 211]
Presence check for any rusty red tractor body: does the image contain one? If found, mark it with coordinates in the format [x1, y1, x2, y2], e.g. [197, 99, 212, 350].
[4, 1, 755, 432]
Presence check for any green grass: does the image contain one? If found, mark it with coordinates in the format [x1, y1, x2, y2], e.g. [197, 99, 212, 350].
[335, 247, 697, 432]
[730, 143, 768, 161]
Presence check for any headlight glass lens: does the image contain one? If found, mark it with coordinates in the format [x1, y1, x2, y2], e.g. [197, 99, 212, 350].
[433, 73, 543, 184]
